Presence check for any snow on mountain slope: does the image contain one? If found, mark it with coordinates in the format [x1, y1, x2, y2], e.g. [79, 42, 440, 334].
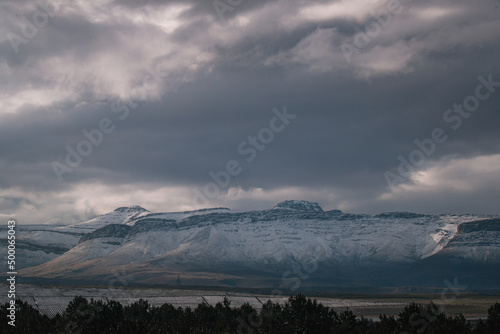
[55, 205, 150, 233]
[0, 206, 151, 270]
[1, 206, 238, 270]
[19, 201, 497, 288]
[272, 200, 324, 212]
[0, 226, 81, 269]
[124, 207, 232, 226]
[55, 205, 232, 233]
[18, 230, 81, 249]
[393, 218, 500, 289]
[442, 218, 500, 262]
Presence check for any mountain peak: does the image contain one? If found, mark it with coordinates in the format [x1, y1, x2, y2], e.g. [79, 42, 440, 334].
[272, 200, 324, 212]
[113, 205, 148, 213]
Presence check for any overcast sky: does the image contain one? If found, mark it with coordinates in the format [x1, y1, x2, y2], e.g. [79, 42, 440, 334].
[1, 0, 500, 224]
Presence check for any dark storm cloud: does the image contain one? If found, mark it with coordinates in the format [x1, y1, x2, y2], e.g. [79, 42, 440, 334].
[1, 0, 500, 223]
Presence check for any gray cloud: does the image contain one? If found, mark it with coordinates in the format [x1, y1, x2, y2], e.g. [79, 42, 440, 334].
[1, 0, 500, 223]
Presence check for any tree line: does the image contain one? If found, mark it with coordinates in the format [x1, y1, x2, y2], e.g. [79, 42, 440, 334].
[1, 294, 499, 333]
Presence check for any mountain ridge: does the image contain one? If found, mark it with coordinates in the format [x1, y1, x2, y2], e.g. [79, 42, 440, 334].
[11, 200, 500, 292]
[1, 201, 500, 290]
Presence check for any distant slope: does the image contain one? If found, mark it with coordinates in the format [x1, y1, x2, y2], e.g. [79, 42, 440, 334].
[0, 206, 232, 269]
[396, 218, 500, 290]
[54, 205, 150, 233]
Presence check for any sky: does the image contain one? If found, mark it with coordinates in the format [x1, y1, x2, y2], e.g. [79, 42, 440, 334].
[1, 0, 500, 225]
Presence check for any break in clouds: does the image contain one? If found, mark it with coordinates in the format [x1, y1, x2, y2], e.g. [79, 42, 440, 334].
[0, 0, 500, 224]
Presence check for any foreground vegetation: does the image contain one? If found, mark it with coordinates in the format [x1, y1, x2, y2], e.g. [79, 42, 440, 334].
[1, 294, 499, 333]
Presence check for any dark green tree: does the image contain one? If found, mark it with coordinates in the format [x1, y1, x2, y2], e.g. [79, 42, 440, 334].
[374, 314, 400, 334]
[123, 299, 152, 333]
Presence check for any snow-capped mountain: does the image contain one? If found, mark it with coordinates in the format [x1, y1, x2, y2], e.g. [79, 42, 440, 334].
[55, 205, 150, 233]
[271, 200, 326, 212]
[12, 201, 500, 291]
[1, 206, 230, 269]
